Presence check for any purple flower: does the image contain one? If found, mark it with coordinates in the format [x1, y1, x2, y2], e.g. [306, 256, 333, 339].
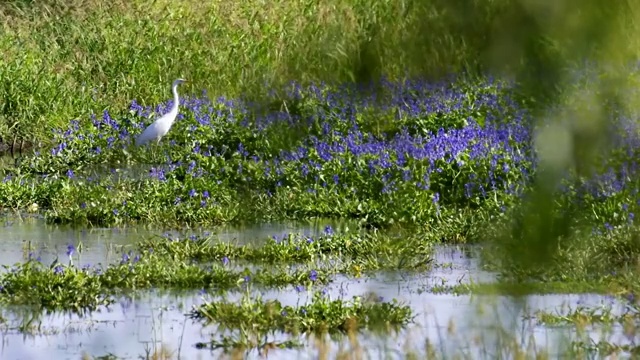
[150, 167, 166, 181]
[627, 293, 636, 303]
[53, 265, 64, 275]
[66, 244, 75, 256]
[309, 270, 318, 282]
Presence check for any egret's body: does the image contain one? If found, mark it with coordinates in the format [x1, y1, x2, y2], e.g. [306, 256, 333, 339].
[135, 78, 186, 146]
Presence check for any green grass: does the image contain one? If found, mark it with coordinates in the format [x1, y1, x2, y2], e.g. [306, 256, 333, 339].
[437, 281, 635, 296]
[3, 0, 639, 148]
[189, 291, 413, 350]
[0, 0, 502, 146]
[138, 230, 433, 270]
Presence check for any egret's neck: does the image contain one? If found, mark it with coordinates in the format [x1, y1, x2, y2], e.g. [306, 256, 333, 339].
[171, 84, 181, 115]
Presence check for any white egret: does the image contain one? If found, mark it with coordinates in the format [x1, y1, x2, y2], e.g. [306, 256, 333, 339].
[135, 78, 187, 146]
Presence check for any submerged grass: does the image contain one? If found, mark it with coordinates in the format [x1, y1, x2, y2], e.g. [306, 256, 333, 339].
[0, 226, 419, 356]
[139, 229, 433, 270]
[0, 229, 431, 313]
[0, 255, 332, 312]
[529, 296, 640, 358]
[189, 291, 412, 340]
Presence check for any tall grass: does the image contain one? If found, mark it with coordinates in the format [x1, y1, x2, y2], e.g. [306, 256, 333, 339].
[2, 0, 640, 146]
[0, 0, 520, 145]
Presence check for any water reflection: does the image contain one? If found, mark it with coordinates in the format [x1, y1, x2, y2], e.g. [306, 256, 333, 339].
[0, 215, 357, 267]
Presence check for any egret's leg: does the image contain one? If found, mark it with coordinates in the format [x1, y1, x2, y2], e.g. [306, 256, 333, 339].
[153, 137, 162, 164]
[155, 138, 161, 163]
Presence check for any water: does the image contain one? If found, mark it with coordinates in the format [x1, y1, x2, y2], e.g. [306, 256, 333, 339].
[0, 216, 632, 359]
[0, 215, 354, 267]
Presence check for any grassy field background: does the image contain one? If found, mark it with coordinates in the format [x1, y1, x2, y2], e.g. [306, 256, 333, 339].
[3, 2, 640, 356]
[2, 0, 638, 147]
[0, 0, 478, 145]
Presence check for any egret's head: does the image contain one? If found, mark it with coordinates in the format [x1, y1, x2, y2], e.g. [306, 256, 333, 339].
[172, 78, 187, 87]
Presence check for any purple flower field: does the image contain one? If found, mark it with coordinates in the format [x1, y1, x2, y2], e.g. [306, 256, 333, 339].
[1, 76, 638, 229]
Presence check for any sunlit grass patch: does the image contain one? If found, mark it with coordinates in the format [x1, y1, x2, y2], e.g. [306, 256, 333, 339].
[0, 0, 511, 145]
[191, 292, 412, 335]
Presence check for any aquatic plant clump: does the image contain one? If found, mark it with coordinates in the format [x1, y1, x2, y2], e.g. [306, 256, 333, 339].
[0, 252, 331, 312]
[0, 229, 428, 312]
[2, 76, 536, 229]
[139, 229, 432, 270]
[189, 291, 413, 337]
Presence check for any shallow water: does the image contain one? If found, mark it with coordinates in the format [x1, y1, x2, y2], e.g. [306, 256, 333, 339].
[0, 217, 632, 359]
[0, 214, 355, 267]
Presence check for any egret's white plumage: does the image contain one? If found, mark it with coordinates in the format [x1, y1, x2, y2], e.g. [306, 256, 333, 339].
[135, 78, 186, 146]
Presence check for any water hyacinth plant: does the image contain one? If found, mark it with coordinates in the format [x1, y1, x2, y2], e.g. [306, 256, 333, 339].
[1, 73, 639, 242]
[1, 76, 536, 231]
